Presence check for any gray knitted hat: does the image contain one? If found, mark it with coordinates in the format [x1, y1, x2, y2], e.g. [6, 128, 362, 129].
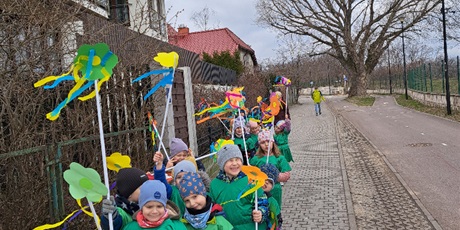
[173, 160, 197, 180]
[217, 144, 243, 170]
[170, 138, 188, 158]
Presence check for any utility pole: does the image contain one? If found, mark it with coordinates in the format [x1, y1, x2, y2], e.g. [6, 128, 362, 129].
[400, 18, 408, 100]
[387, 47, 393, 94]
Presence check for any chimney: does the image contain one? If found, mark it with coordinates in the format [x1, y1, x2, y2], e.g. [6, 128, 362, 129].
[178, 26, 189, 36]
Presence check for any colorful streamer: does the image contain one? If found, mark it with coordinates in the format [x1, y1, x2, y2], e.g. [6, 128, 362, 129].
[273, 76, 291, 86]
[34, 43, 118, 120]
[132, 52, 179, 100]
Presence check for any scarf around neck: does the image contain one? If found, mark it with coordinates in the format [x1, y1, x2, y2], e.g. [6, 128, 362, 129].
[184, 204, 212, 229]
[136, 209, 169, 228]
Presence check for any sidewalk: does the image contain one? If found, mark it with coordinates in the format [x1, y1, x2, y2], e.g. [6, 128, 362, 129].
[282, 95, 438, 229]
[282, 95, 355, 229]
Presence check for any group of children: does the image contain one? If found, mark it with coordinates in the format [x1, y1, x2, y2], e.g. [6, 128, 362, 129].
[101, 110, 294, 230]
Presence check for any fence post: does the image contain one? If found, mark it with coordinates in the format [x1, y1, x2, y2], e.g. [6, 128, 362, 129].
[423, 64, 427, 92]
[457, 56, 459, 95]
[442, 61, 445, 94]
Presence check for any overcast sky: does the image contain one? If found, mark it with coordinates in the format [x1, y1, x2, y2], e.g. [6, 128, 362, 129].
[165, 1, 460, 62]
[165, 0, 280, 62]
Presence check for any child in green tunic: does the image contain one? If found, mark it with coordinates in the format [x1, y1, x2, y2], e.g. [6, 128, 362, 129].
[232, 116, 255, 165]
[101, 167, 149, 230]
[153, 152, 211, 216]
[122, 180, 186, 230]
[177, 172, 233, 229]
[250, 130, 292, 207]
[274, 118, 293, 162]
[260, 163, 283, 230]
[209, 144, 269, 230]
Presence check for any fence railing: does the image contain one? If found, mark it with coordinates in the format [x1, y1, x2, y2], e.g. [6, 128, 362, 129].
[370, 56, 460, 96]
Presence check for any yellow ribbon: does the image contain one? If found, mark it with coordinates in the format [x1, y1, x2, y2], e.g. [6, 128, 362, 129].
[33, 199, 98, 230]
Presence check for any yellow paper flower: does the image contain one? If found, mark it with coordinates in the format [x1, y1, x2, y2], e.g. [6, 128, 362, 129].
[106, 152, 131, 172]
[153, 52, 179, 68]
[240, 165, 268, 199]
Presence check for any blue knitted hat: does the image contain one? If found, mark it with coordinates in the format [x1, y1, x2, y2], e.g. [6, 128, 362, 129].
[260, 163, 279, 184]
[178, 172, 206, 199]
[138, 180, 167, 208]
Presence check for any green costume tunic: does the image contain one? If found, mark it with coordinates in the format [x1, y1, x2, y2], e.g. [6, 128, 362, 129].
[249, 155, 292, 207]
[183, 215, 233, 230]
[122, 218, 186, 230]
[209, 176, 268, 230]
[274, 131, 293, 162]
[170, 186, 186, 216]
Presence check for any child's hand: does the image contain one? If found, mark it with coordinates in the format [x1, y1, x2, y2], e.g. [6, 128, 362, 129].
[153, 152, 163, 169]
[252, 210, 262, 223]
[166, 158, 176, 169]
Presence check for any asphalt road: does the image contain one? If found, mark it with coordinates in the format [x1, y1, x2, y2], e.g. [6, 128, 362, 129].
[327, 95, 460, 230]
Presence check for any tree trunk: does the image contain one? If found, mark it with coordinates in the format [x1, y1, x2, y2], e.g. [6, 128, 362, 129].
[348, 71, 368, 96]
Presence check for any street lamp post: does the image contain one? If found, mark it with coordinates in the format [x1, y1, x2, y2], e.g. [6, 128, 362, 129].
[400, 18, 408, 100]
[441, 0, 452, 115]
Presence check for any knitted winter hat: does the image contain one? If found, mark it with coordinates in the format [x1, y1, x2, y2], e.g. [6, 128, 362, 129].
[260, 163, 280, 184]
[170, 138, 188, 158]
[233, 116, 245, 130]
[217, 144, 243, 170]
[116, 168, 149, 198]
[276, 120, 286, 128]
[173, 160, 197, 180]
[178, 172, 206, 199]
[258, 130, 274, 143]
[138, 180, 167, 208]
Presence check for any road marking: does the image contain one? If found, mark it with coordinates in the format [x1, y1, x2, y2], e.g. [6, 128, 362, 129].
[442, 143, 447, 146]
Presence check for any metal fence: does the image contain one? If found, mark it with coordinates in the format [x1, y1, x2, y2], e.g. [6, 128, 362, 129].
[369, 56, 460, 95]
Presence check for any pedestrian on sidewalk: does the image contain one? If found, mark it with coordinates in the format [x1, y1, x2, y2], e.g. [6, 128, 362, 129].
[311, 86, 325, 116]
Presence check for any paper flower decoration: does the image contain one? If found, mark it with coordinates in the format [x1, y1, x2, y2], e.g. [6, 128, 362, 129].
[34, 43, 118, 120]
[194, 87, 246, 125]
[106, 152, 131, 172]
[210, 139, 234, 153]
[154, 52, 179, 68]
[239, 165, 268, 199]
[132, 52, 179, 100]
[63, 162, 108, 202]
[273, 76, 291, 86]
[260, 92, 281, 120]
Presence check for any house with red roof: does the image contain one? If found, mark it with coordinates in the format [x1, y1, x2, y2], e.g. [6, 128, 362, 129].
[168, 26, 258, 73]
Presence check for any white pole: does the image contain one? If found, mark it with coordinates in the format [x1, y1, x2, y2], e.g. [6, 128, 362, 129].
[88, 200, 102, 230]
[94, 80, 113, 230]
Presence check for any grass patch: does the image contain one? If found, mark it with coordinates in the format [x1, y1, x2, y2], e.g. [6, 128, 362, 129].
[345, 96, 375, 106]
[395, 94, 460, 123]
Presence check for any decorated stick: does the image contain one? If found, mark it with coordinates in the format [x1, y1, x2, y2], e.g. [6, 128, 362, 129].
[238, 108, 250, 165]
[94, 80, 114, 230]
[148, 113, 170, 160]
[217, 117, 231, 133]
[87, 200, 102, 230]
[266, 120, 275, 164]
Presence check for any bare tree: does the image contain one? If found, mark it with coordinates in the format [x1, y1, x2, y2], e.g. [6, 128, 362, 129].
[191, 6, 220, 31]
[256, 0, 439, 96]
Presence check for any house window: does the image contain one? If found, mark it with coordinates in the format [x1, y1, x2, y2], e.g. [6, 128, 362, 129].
[149, 0, 166, 35]
[109, 0, 130, 25]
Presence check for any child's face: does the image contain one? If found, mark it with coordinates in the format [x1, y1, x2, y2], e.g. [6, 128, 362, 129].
[223, 157, 242, 178]
[172, 150, 188, 164]
[250, 125, 260, 134]
[259, 140, 271, 153]
[128, 187, 141, 202]
[142, 201, 165, 222]
[235, 127, 243, 136]
[183, 194, 207, 210]
[262, 180, 273, 192]
[175, 172, 185, 186]
[274, 126, 282, 133]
